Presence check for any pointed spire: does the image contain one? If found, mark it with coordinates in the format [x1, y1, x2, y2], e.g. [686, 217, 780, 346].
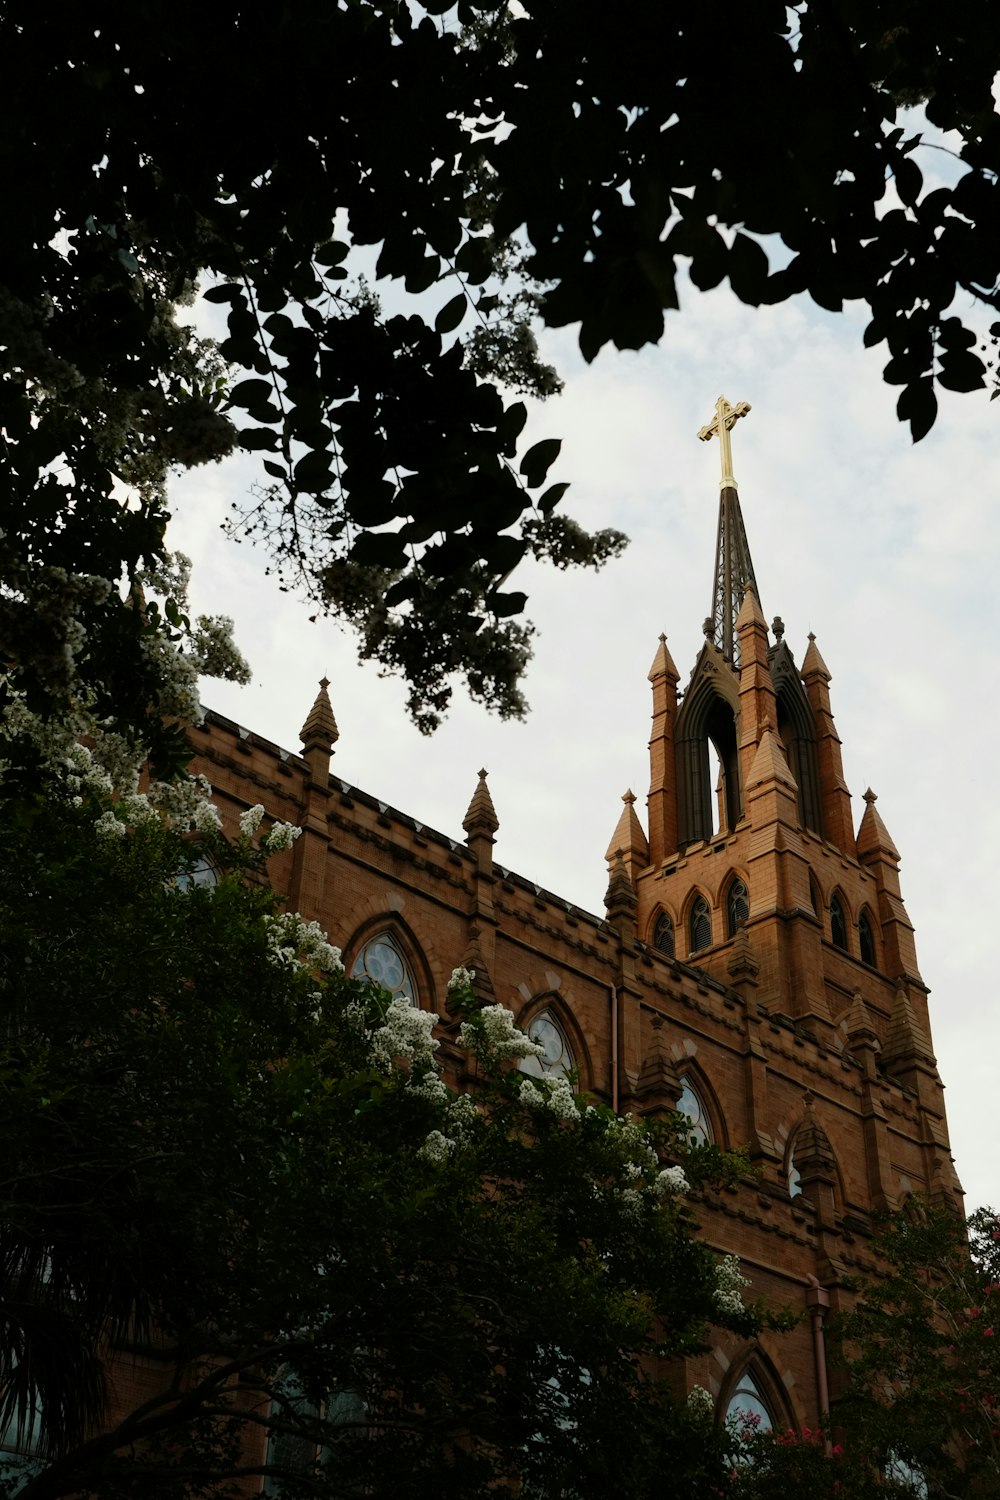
[735, 584, 767, 633]
[300, 676, 339, 755]
[845, 990, 879, 1045]
[856, 787, 900, 863]
[648, 632, 679, 683]
[882, 980, 936, 1071]
[605, 789, 649, 867]
[746, 722, 797, 794]
[698, 397, 759, 667]
[709, 488, 761, 668]
[801, 632, 831, 682]
[463, 768, 499, 839]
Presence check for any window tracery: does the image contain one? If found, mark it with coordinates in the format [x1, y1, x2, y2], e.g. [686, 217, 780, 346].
[351, 933, 416, 1005]
[830, 893, 848, 952]
[520, 1010, 574, 1080]
[653, 912, 675, 957]
[858, 908, 877, 967]
[676, 1076, 713, 1146]
[726, 878, 749, 937]
[725, 1370, 774, 1433]
[689, 895, 712, 954]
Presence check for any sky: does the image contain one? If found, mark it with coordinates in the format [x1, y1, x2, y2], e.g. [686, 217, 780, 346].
[168, 249, 1000, 1217]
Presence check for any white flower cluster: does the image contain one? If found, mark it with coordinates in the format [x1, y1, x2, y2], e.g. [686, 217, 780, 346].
[654, 1165, 690, 1197]
[417, 1129, 457, 1166]
[407, 1069, 450, 1104]
[191, 613, 252, 684]
[370, 998, 440, 1074]
[618, 1187, 645, 1224]
[448, 1091, 479, 1138]
[457, 1004, 546, 1062]
[238, 803, 301, 852]
[517, 1074, 580, 1121]
[148, 774, 222, 833]
[686, 1385, 714, 1416]
[262, 912, 344, 976]
[546, 1075, 580, 1121]
[448, 965, 475, 990]
[713, 1254, 750, 1318]
[261, 821, 301, 853]
[239, 804, 265, 837]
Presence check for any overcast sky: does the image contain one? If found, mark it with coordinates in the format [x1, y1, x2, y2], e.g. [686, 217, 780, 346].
[168, 244, 999, 1217]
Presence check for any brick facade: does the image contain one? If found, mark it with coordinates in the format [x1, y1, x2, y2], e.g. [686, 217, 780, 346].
[183, 486, 962, 1451]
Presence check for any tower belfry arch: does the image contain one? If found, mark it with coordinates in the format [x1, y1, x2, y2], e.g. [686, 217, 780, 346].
[698, 395, 759, 667]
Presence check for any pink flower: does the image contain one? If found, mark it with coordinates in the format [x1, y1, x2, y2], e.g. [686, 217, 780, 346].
[985, 1328, 995, 1337]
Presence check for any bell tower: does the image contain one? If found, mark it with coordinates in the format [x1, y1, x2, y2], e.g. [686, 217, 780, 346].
[633, 397, 937, 1057]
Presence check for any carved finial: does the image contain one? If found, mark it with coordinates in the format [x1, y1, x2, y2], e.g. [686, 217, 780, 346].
[659, 632, 667, 643]
[808, 632, 816, 643]
[300, 676, 340, 755]
[803, 1089, 814, 1111]
[622, 789, 636, 806]
[703, 616, 714, 639]
[463, 768, 499, 839]
[864, 787, 877, 805]
[697, 395, 752, 491]
[772, 616, 785, 640]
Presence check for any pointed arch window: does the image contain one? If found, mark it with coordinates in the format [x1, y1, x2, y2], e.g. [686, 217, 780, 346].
[725, 1371, 774, 1433]
[689, 896, 712, 954]
[520, 1010, 574, 1080]
[786, 1140, 802, 1199]
[351, 933, 416, 1005]
[829, 894, 848, 952]
[676, 1076, 713, 1146]
[859, 909, 877, 967]
[726, 878, 749, 938]
[653, 912, 675, 958]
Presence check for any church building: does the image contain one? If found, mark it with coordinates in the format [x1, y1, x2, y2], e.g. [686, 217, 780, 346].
[185, 396, 963, 1435]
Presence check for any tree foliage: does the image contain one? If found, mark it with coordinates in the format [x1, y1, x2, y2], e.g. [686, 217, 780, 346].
[0, 742, 768, 1498]
[3, 1, 1000, 741]
[834, 1202, 1000, 1498]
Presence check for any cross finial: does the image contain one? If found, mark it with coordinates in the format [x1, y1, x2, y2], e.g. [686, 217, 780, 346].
[698, 395, 751, 490]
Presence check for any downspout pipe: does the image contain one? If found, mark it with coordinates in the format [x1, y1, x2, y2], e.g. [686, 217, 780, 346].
[805, 1276, 831, 1452]
[610, 982, 619, 1114]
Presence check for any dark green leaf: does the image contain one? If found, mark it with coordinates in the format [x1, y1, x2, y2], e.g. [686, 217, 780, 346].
[538, 481, 570, 515]
[519, 438, 562, 489]
[896, 380, 937, 442]
[435, 293, 467, 335]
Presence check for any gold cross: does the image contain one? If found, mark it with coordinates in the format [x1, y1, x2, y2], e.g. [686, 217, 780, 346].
[697, 395, 751, 489]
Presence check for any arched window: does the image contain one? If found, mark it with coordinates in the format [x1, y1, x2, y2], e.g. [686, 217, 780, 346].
[726, 878, 749, 937]
[520, 1010, 574, 1080]
[858, 909, 877, 967]
[725, 1371, 774, 1433]
[653, 912, 675, 957]
[174, 851, 218, 891]
[351, 933, 416, 1005]
[676, 1076, 713, 1146]
[689, 896, 712, 954]
[829, 893, 848, 952]
[786, 1140, 802, 1199]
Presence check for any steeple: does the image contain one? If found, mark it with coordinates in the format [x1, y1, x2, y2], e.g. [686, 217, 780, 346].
[698, 396, 759, 666]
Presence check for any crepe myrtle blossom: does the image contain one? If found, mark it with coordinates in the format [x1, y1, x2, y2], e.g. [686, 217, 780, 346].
[418, 1130, 457, 1166]
[370, 998, 440, 1074]
[239, 804, 265, 837]
[407, 1069, 450, 1105]
[448, 965, 475, 991]
[261, 821, 301, 853]
[458, 1004, 546, 1063]
[517, 1074, 579, 1121]
[713, 1254, 751, 1318]
[686, 1385, 714, 1416]
[262, 912, 344, 976]
[654, 1165, 690, 1197]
